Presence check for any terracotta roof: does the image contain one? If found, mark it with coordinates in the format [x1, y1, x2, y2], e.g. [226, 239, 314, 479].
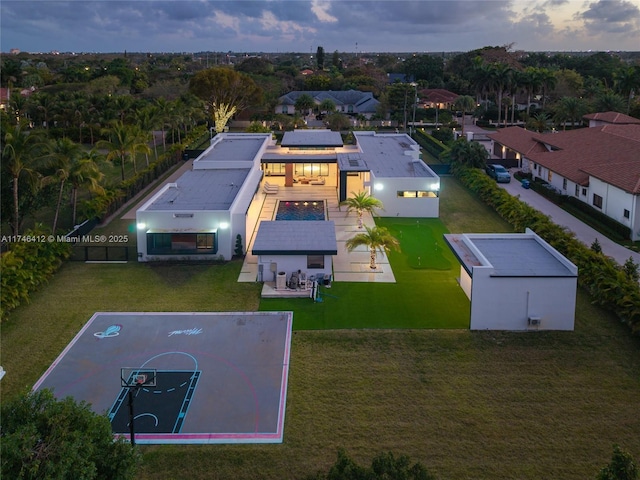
[419, 89, 459, 104]
[527, 125, 640, 193]
[487, 127, 548, 156]
[583, 111, 640, 125]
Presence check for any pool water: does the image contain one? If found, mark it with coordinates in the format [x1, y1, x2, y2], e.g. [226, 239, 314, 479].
[276, 200, 325, 221]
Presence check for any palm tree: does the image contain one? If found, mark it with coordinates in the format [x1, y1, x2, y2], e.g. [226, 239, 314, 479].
[2, 124, 46, 234]
[613, 66, 640, 114]
[319, 99, 336, 116]
[340, 191, 384, 229]
[294, 93, 316, 117]
[489, 63, 513, 127]
[97, 121, 149, 181]
[452, 95, 475, 135]
[539, 68, 557, 110]
[345, 225, 400, 270]
[47, 137, 82, 233]
[68, 148, 105, 226]
[554, 96, 588, 130]
[594, 91, 626, 113]
[521, 67, 544, 117]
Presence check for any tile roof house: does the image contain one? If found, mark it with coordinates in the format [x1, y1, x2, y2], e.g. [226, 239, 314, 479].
[487, 116, 640, 240]
[418, 89, 460, 109]
[275, 90, 380, 118]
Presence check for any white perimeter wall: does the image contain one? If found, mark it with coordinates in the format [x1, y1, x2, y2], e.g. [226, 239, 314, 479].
[469, 268, 576, 331]
[589, 177, 640, 240]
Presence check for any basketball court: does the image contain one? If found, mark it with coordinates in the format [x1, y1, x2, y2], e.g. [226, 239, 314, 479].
[34, 312, 293, 444]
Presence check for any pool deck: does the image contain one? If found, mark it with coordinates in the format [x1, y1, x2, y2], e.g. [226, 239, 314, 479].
[238, 177, 396, 286]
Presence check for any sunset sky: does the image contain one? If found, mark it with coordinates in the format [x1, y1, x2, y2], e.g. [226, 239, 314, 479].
[2, 0, 639, 54]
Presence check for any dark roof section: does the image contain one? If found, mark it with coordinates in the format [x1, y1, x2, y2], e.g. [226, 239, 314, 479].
[252, 221, 338, 255]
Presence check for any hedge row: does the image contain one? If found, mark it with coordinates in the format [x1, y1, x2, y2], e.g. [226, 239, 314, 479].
[455, 167, 640, 334]
[412, 130, 449, 162]
[1, 228, 72, 322]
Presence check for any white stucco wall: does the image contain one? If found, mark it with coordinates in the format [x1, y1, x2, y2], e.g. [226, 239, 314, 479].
[370, 175, 440, 218]
[469, 269, 576, 331]
[256, 255, 332, 282]
[589, 176, 638, 238]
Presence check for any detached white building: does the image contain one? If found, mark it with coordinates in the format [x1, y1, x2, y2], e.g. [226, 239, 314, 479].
[136, 133, 272, 261]
[444, 229, 578, 331]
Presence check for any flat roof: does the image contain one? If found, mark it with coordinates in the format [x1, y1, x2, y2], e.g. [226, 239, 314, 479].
[146, 169, 250, 211]
[355, 133, 437, 178]
[281, 130, 343, 147]
[252, 221, 338, 255]
[444, 232, 577, 277]
[197, 136, 266, 162]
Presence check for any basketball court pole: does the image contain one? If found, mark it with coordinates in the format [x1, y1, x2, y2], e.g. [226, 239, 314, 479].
[128, 388, 136, 446]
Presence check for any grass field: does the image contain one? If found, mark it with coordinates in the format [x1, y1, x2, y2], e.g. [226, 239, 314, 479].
[1, 177, 639, 479]
[261, 218, 469, 330]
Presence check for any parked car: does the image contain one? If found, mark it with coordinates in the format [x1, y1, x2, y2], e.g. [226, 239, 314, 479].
[485, 164, 511, 183]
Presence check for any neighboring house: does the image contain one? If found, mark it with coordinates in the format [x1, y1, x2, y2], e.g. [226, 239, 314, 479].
[445, 229, 578, 331]
[275, 90, 380, 118]
[418, 89, 459, 110]
[488, 115, 640, 240]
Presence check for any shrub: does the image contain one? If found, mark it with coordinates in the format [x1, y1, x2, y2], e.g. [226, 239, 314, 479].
[0, 226, 72, 321]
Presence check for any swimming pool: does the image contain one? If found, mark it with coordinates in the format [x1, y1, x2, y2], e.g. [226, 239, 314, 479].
[275, 200, 325, 221]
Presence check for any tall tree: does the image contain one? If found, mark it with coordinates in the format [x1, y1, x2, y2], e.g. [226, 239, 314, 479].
[316, 46, 325, 70]
[189, 67, 262, 133]
[1, 123, 46, 234]
[595, 91, 626, 113]
[69, 148, 105, 225]
[47, 137, 83, 233]
[554, 96, 588, 130]
[453, 95, 476, 135]
[345, 225, 400, 270]
[97, 121, 149, 181]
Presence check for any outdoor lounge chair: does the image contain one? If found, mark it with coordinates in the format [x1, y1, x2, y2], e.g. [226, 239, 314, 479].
[263, 182, 279, 194]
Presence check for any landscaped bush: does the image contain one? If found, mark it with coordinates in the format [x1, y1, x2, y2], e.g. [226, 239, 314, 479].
[455, 166, 640, 335]
[0, 226, 72, 322]
[412, 129, 449, 162]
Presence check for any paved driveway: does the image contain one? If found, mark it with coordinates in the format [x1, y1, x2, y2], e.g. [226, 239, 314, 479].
[499, 179, 640, 266]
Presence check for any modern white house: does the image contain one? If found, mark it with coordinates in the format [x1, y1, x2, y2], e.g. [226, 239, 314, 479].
[488, 114, 640, 240]
[275, 90, 380, 118]
[136, 130, 440, 264]
[136, 133, 272, 261]
[444, 229, 578, 331]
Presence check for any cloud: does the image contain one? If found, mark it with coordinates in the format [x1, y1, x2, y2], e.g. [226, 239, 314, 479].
[1, 0, 639, 53]
[311, 0, 337, 23]
[578, 0, 640, 34]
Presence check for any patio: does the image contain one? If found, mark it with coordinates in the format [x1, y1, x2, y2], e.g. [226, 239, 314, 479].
[238, 176, 397, 290]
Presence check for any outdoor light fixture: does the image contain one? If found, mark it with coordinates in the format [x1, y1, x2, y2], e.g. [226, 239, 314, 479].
[430, 182, 440, 191]
[137, 223, 146, 230]
[374, 183, 384, 191]
[219, 222, 229, 229]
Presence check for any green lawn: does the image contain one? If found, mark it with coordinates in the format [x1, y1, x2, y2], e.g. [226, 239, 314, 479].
[261, 217, 470, 329]
[1, 177, 639, 480]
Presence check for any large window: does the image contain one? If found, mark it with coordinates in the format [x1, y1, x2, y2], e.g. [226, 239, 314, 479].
[592, 194, 603, 209]
[307, 255, 324, 269]
[147, 232, 216, 255]
[397, 190, 438, 198]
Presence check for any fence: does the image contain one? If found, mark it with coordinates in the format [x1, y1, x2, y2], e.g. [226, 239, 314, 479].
[69, 246, 137, 262]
